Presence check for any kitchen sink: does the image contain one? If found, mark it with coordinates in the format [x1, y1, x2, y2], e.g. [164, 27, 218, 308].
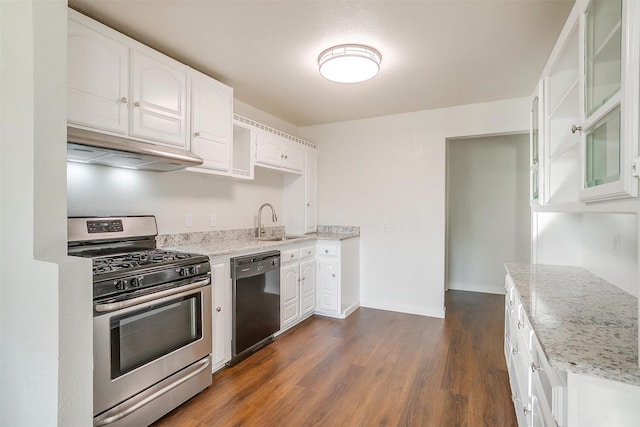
[258, 235, 305, 241]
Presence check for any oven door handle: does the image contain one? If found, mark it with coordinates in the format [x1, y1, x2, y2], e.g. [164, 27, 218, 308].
[93, 356, 211, 426]
[95, 278, 210, 313]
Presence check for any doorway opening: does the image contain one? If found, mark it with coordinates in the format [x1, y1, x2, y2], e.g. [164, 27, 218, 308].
[445, 133, 531, 295]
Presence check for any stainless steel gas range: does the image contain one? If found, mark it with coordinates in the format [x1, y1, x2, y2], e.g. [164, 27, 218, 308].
[68, 216, 212, 427]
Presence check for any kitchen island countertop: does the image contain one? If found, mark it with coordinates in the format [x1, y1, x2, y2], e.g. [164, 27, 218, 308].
[504, 261, 639, 385]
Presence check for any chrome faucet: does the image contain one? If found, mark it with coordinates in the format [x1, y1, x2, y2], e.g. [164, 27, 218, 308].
[257, 203, 278, 238]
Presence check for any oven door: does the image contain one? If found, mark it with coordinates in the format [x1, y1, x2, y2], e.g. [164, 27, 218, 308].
[93, 279, 212, 416]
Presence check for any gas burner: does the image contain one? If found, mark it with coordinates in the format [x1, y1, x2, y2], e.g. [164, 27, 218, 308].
[91, 249, 199, 275]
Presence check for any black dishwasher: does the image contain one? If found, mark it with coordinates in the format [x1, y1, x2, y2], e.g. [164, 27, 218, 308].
[230, 250, 280, 363]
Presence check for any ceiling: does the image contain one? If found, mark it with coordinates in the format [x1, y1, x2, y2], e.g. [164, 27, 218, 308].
[68, 0, 575, 127]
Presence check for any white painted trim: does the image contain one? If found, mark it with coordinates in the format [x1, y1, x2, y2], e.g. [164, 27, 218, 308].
[360, 301, 446, 319]
[447, 283, 507, 295]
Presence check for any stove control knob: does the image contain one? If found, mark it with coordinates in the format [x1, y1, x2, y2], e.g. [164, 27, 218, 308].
[179, 267, 189, 277]
[130, 277, 141, 287]
[188, 266, 196, 275]
[114, 280, 126, 291]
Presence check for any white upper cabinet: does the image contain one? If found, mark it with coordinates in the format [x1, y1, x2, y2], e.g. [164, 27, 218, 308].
[129, 50, 187, 147]
[282, 140, 304, 172]
[68, 9, 188, 149]
[255, 131, 284, 168]
[67, 17, 128, 134]
[530, 82, 543, 205]
[535, 0, 640, 209]
[579, 0, 639, 202]
[255, 130, 304, 173]
[188, 68, 233, 174]
[542, 9, 581, 207]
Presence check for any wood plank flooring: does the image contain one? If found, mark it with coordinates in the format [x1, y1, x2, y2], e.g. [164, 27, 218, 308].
[153, 290, 517, 426]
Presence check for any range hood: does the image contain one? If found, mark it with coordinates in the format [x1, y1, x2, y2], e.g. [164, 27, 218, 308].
[67, 127, 204, 172]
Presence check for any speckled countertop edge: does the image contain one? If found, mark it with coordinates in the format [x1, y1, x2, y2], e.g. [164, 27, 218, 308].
[158, 231, 359, 258]
[504, 261, 639, 386]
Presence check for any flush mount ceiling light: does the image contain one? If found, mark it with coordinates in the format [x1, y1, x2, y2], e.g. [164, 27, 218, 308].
[318, 44, 381, 83]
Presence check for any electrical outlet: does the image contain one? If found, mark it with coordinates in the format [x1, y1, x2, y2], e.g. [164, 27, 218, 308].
[612, 234, 620, 257]
[209, 213, 217, 227]
[185, 213, 193, 227]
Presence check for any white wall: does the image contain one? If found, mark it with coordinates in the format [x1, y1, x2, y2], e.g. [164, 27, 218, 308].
[301, 97, 530, 318]
[234, 99, 300, 136]
[447, 134, 531, 294]
[0, 1, 92, 425]
[68, 164, 286, 234]
[535, 211, 638, 297]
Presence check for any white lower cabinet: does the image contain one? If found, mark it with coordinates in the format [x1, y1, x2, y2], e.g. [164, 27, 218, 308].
[505, 274, 566, 427]
[315, 238, 360, 319]
[279, 244, 316, 333]
[211, 260, 231, 372]
[505, 273, 640, 427]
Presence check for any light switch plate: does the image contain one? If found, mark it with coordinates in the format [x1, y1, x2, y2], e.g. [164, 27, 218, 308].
[210, 213, 217, 227]
[185, 213, 193, 227]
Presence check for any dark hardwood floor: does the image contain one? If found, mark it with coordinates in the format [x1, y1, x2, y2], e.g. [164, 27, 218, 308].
[153, 290, 516, 426]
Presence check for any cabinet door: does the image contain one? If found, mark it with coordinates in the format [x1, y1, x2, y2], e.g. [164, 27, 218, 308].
[282, 140, 304, 172]
[190, 71, 233, 173]
[68, 18, 129, 134]
[212, 262, 231, 368]
[318, 259, 339, 312]
[305, 150, 318, 233]
[255, 132, 284, 168]
[300, 259, 316, 316]
[579, 0, 638, 202]
[281, 264, 300, 326]
[130, 50, 187, 147]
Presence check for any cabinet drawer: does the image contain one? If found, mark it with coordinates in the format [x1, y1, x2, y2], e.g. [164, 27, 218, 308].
[318, 243, 339, 256]
[530, 334, 566, 425]
[299, 245, 316, 259]
[281, 248, 299, 264]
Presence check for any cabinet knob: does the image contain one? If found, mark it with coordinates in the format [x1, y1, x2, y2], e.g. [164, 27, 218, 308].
[307, 203, 310, 207]
[511, 347, 517, 355]
[331, 273, 336, 278]
[194, 131, 200, 137]
[523, 407, 532, 416]
[134, 101, 140, 107]
[281, 154, 284, 159]
[530, 362, 542, 373]
[120, 97, 128, 104]
[517, 321, 523, 329]
[571, 124, 582, 134]
[285, 155, 288, 159]
[216, 307, 222, 312]
[325, 249, 329, 254]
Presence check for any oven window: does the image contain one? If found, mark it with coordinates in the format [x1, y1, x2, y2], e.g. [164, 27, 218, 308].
[110, 294, 202, 379]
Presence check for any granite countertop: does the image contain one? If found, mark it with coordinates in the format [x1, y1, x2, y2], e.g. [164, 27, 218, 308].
[504, 261, 639, 386]
[159, 231, 359, 258]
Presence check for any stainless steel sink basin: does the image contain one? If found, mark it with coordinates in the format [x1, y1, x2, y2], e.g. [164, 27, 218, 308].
[258, 235, 305, 242]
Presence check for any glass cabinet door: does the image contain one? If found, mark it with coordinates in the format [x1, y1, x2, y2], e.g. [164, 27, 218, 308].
[585, 106, 620, 188]
[585, 0, 622, 117]
[579, 0, 635, 202]
[531, 95, 540, 201]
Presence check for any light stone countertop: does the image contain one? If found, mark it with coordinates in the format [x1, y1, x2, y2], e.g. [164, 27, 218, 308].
[159, 231, 359, 258]
[504, 261, 639, 386]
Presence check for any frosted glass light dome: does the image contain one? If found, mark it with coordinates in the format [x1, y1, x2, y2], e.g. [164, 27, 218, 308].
[318, 44, 381, 83]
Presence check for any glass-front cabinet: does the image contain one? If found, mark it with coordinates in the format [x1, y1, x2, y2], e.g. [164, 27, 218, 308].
[530, 93, 541, 203]
[579, 0, 639, 202]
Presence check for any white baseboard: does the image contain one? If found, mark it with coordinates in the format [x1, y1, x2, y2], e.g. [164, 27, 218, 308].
[360, 300, 445, 319]
[447, 283, 506, 295]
